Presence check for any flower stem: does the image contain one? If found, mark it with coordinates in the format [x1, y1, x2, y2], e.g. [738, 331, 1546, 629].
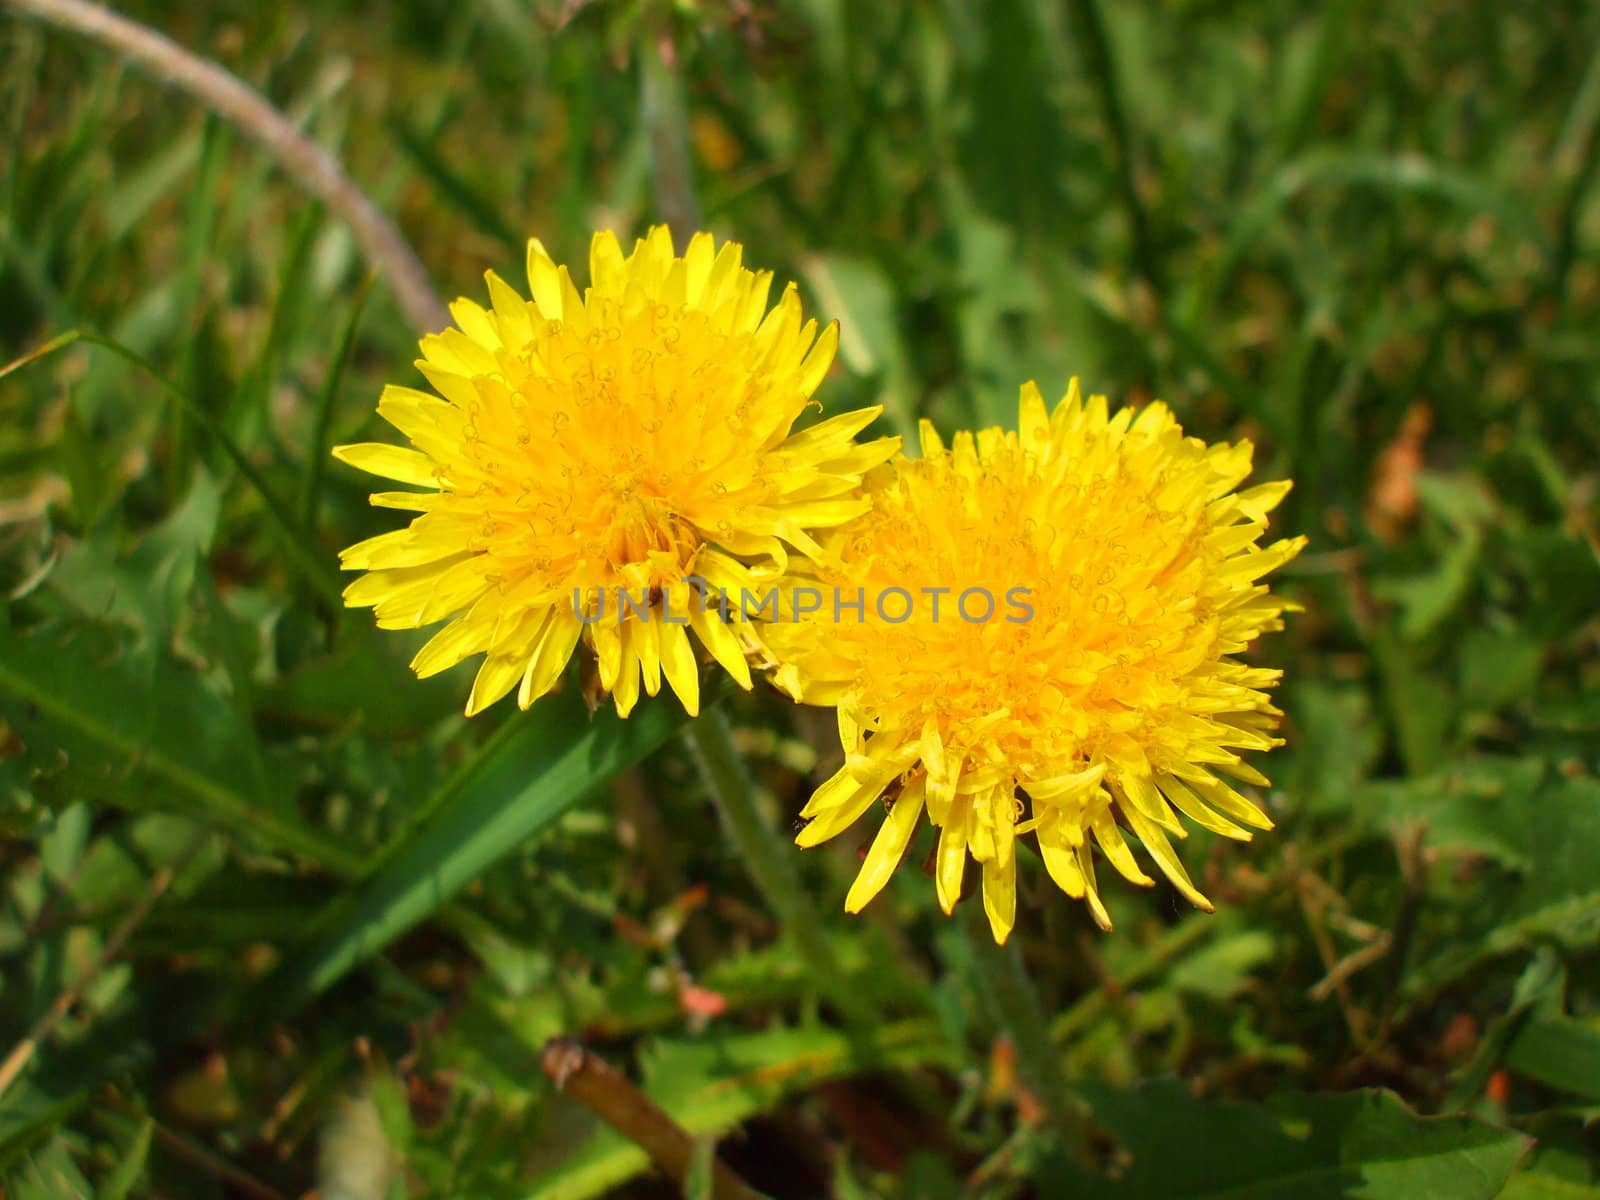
[683, 708, 868, 1022]
[958, 903, 1091, 1160]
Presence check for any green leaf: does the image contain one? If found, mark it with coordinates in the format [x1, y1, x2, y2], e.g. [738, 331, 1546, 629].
[796, 254, 917, 442]
[1506, 1014, 1600, 1101]
[49, 468, 222, 643]
[1285, 682, 1382, 817]
[1502, 1172, 1600, 1199]
[1444, 951, 1565, 1112]
[257, 628, 462, 735]
[1356, 759, 1600, 914]
[1359, 761, 1600, 999]
[0, 1084, 87, 1174]
[0, 616, 361, 873]
[1057, 1081, 1530, 1199]
[272, 684, 702, 1009]
[1499, 1112, 1600, 1200]
[1168, 930, 1277, 1001]
[2, 330, 344, 607]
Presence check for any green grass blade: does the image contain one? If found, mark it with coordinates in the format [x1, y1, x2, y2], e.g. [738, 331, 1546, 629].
[1218, 150, 1552, 287]
[234, 202, 322, 429]
[271, 684, 702, 1009]
[299, 273, 374, 531]
[388, 115, 521, 254]
[1064, 0, 1162, 290]
[99, 1117, 154, 1200]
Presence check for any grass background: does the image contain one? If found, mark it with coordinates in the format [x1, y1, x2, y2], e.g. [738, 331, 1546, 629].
[2, 0, 1599, 1196]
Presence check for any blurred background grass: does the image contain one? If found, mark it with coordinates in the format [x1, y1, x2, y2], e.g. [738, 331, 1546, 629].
[2, 0, 1599, 1196]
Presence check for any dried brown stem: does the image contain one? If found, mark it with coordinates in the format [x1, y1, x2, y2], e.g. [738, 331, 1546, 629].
[6, 0, 450, 334]
[541, 1037, 766, 1200]
[640, 17, 702, 250]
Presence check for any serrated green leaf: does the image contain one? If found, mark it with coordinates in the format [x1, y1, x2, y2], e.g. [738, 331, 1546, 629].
[1056, 1081, 1529, 1199]
[0, 616, 361, 873]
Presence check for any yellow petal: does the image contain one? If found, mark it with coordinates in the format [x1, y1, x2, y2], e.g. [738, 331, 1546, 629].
[368, 491, 441, 512]
[1115, 770, 1184, 834]
[635, 618, 662, 697]
[1090, 810, 1155, 886]
[1080, 842, 1113, 932]
[657, 621, 700, 716]
[525, 238, 563, 318]
[466, 653, 525, 717]
[485, 270, 533, 348]
[1237, 479, 1294, 521]
[517, 614, 582, 709]
[795, 775, 886, 847]
[797, 321, 840, 395]
[1024, 763, 1105, 801]
[1041, 837, 1085, 899]
[1158, 775, 1253, 841]
[844, 776, 925, 913]
[982, 856, 1017, 944]
[593, 621, 622, 690]
[612, 623, 641, 717]
[589, 229, 627, 294]
[332, 443, 438, 488]
[935, 794, 971, 914]
[449, 298, 500, 351]
[688, 605, 752, 689]
[1018, 380, 1049, 449]
[411, 609, 492, 678]
[1188, 772, 1274, 831]
[682, 231, 716, 304]
[1121, 804, 1214, 913]
[801, 761, 866, 820]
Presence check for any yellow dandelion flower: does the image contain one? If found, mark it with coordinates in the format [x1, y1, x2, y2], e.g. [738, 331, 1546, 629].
[334, 226, 898, 718]
[767, 380, 1306, 942]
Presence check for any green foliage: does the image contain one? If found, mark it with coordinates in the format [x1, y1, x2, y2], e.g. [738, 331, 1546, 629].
[1056, 1083, 1531, 1199]
[3, 0, 1599, 1196]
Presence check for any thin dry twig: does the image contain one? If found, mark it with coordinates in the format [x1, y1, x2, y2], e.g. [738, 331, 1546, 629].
[1308, 931, 1394, 1003]
[6, 0, 450, 335]
[1289, 845, 1371, 1046]
[541, 1037, 766, 1200]
[150, 1122, 290, 1200]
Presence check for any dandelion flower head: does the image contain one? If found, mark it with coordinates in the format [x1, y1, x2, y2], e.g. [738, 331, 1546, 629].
[769, 380, 1306, 942]
[335, 227, 898, 718]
